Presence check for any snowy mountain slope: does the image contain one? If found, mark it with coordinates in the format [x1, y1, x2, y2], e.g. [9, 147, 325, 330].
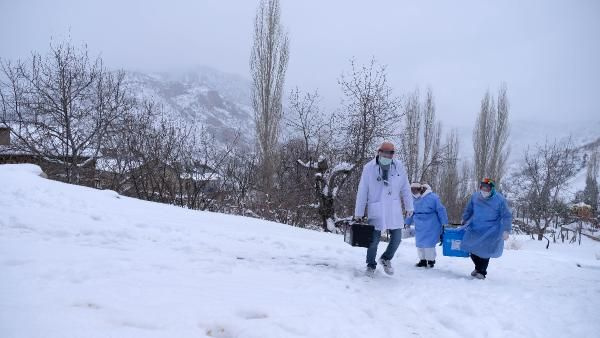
[1, 164, 600, 338]
[126, 67, 254, 146]
[570, 136, 600, 191]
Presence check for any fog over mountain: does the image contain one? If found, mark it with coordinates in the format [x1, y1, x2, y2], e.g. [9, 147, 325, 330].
[127, 66, 599, 165]
[125, 67, 254, 146]
[2, 0, 598, 128]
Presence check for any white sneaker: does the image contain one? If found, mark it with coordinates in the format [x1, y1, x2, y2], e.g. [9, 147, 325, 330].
[473, 272, 486, 280]
[365, 266, 376, 277]
[378, 257, 394, 275]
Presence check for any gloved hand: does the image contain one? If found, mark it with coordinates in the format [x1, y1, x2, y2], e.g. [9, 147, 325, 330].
[406, 210, 414, 218]
[438, 232, 444, 246]
[353, 216, 367, 223]
[503, 231, 509, 240]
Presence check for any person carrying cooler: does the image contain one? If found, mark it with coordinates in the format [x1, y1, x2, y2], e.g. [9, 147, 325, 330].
[461, 178, 512, 279]
[354, 141, 413, 277]
[405, 183, 448, 268]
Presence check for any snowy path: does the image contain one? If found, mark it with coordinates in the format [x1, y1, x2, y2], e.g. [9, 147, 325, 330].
[1, 164, 599, 338]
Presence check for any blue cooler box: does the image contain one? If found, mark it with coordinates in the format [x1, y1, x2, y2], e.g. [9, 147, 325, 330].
[442, 227, 470, 257]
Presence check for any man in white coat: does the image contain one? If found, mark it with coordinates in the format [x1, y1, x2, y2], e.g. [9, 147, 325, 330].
[354, 141, 414, 276]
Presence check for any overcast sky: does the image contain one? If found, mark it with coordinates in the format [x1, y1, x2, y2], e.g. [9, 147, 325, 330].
[1, 0, 599, 129]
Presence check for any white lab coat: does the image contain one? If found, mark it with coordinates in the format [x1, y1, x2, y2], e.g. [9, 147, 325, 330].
[354, 157, 414, 231]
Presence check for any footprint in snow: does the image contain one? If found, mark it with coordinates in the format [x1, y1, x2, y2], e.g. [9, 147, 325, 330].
[3, 259, 30, 267]
[72, 302, 102, 310]
[237, 310, 269, 320]
[118, 320, 161, 331]
[205, 325, 233, 338]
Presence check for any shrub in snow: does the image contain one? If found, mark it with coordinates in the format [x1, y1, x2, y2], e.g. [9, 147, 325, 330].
[297, 157, 354, 232]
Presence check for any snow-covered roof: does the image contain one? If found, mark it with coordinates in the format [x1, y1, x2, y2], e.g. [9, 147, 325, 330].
[571, 202, 592, 209]
[297, 159, 319, 169]
[0, 145, 34, 156]
[331, 162, 354, 172]
[180, 171, 221, 181]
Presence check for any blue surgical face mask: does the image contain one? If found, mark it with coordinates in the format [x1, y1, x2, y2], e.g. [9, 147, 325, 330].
[379, 156, 392, 166]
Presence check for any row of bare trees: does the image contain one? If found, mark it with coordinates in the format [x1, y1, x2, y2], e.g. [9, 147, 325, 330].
[0, 41, 240, 212]
[0, 41, 130, 183]
[3, 37, 596, 239]
[249, 0, 494, 228]
[2, 0, 595, 239]
[277, 61, 480, 227]
[4, 36, 595, 240]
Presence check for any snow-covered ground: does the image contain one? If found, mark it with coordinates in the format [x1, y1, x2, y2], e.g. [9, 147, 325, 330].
[1, 164, 600, 338]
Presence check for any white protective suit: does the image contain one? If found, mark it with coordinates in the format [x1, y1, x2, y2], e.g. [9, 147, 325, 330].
[354, 157, 414, 231]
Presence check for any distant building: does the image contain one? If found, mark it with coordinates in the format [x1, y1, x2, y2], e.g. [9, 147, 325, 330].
[0, 126, 97, 186]
[0, 127, 9, 146]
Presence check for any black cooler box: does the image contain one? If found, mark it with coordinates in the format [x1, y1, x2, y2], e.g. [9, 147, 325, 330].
[343, 221, 375, 248]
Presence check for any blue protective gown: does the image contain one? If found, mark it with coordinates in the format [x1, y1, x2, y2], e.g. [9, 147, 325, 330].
[405, 191, 448, 248]
[461, 191, 512, 258]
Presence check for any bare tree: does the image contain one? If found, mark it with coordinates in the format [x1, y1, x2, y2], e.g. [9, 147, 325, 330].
[420, 88, 440, 182]
[489, 84, 510, 182]
[250, 0, 289, 195]
[401, 90, 421, 182]
[0, 40, 130, 184]
[399, 87, 443, 184]
[511, 139, 579, 240]
[297, 157, 354, 231]
[98, 100, 157, 193]
[219, 148, 259, 216]
[284, 87, 332, 164]
[583, 151, 599, 213]
[98, 98, 237, 212]
[437, 130, 470, 223]
[473, 84, 510, 186]
[473, 90, 494, 184]
[339, 58, 401, 165]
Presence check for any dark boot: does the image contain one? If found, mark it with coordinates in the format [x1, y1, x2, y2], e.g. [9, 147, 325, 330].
[415, 259, 427, 267]
[427, 260, 435, 268]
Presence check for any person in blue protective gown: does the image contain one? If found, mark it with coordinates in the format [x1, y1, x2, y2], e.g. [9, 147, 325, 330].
[405, 183, 448, 268]
[461, 178, 512, 279]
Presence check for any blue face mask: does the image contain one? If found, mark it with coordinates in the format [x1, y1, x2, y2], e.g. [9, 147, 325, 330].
[379, 156, 392, 166]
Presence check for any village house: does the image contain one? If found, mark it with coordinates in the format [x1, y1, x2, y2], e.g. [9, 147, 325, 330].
[0, 126, 97, 186]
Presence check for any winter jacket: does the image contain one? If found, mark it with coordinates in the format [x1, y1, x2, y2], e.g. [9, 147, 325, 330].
[354, 157, 414, 231]
[405, 188, 448, 248]
[460, 191, 512, 258]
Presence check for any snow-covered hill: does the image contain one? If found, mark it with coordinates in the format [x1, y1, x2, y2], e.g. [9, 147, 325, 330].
[1, 164, 599, 338]
[126, 66, 254, 145]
